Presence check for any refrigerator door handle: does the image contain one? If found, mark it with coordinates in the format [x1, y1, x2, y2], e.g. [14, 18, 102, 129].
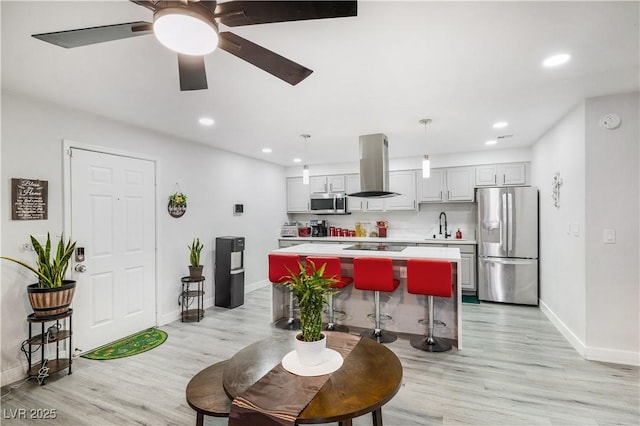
[507, 191, 514, 255]
[501, 192, 508, 254]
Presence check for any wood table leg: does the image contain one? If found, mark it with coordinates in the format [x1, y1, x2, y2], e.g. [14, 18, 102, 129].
[196, 412, 203, 426]
[338, 419, 353, 426]
[371, 408, 383, 426]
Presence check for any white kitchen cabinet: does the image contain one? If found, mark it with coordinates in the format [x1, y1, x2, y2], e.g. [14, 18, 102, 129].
[309, 176, 328, 193]
[419, 169, 445, 202]
[286, 177, 310, 212]
[327, 175, 346, 192]
[364, 198, 385, 211]
[475, 163, 527, 186]
[419, 167, 474, 202]
[309, 175, 347, 193]
[386, 170, 418, 211]
[446, 167, 475, 201]
[345, 174, 365, 212]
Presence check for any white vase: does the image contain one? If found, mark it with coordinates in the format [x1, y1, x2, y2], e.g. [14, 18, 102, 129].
[294, 333, 327, 366]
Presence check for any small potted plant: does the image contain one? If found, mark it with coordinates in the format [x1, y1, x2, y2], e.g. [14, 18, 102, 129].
[188, 238, 204, 278]
[281, 260, 338, 365]
[1, 233, 77, 317]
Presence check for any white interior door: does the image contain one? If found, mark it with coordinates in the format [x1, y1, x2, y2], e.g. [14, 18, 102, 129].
[70, 148, 156, 352]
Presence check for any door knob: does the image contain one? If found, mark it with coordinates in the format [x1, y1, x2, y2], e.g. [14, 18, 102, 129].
[75, 264, 87, 273]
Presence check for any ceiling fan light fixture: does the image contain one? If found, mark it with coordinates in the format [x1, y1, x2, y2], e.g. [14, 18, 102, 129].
[153, 7, 219, 56]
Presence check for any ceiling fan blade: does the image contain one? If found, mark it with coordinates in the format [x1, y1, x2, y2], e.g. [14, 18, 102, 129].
[219, 32, 313, 86]
[128, 0, 158, 12]
[214, 1, 357, 27]
[32, 22, 153, 48]
[178, 54, 208, 91]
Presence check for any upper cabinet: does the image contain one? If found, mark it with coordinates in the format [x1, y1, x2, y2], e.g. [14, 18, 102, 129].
[345, 174, 364, 212]
[386, 170, 418, 211]
[475, 163, 527, 186]
[419, 167, 475, 203]
[286, 177, 310, 212]
[309, 175, 346, 193]
[446, 167, 476, 201]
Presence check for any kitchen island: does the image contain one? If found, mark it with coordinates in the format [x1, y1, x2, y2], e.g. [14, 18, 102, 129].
[270, 243, 463, 349]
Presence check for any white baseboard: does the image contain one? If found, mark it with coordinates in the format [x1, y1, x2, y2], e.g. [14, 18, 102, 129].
[1, 350, 71, 388]
[586, 346, 640, 366]
[1, 363, 27, 388]
[246, 279, 269, 293]
[540, 299, 640, 366]
[539, 299, 587, 357]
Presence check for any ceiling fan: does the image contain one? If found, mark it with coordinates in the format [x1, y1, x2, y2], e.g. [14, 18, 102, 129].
[32, 0, 358, 90]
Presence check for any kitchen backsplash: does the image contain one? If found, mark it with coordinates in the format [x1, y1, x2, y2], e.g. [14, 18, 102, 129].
[288, 202, 477, 240]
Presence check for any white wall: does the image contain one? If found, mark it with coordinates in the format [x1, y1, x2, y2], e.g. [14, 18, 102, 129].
[584, 92, 639, 362]
[531, 91, 640, 365]
[531, 102, 587, 348]
[0, 91, 287, 385]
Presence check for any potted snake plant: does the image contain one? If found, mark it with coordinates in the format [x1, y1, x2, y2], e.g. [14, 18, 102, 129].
[1, 233, 77, 317]
[188, 238, 204, 278]
[281, 260, 338, 365]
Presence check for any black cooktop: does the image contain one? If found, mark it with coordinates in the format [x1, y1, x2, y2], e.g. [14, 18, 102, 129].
[343, 244, 407, 252]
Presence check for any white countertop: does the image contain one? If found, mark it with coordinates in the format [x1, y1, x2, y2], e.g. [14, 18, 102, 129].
[278, 236, 476, 245]
[272, 243, 461, 262]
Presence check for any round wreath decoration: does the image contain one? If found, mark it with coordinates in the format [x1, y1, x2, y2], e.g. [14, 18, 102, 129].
[168, 192, 187, 218]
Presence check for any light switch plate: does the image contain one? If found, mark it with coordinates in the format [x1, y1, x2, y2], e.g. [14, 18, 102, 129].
[603, 228, 616, 244]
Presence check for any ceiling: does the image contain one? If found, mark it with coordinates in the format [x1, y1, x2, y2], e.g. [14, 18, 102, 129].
[2, 1, 639, 167]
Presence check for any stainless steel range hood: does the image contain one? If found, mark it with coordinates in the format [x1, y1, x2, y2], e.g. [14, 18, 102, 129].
[348, 133, 398, 198]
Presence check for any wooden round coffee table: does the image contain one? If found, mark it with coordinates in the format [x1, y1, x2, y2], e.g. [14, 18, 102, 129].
[223, 332, 403, 425]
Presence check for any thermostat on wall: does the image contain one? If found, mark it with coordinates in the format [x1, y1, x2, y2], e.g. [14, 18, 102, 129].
[599, 113, 621, 130]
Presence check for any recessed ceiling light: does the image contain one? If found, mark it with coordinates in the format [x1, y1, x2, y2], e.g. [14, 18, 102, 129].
[262, 148, 272, 153]
[293, 158, 302, 163]
[543, 53, 571, 67]
[198, 117, 215, 126]
[492, 121, 508, 129]
[485, 140, 497, 146]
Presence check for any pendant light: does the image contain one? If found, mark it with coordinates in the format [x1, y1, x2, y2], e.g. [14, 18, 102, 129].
[419, 118, 432, 178]
[301, 134, 310, 185]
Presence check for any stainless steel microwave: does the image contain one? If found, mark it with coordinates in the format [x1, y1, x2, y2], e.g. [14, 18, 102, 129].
[310, 193, 348, 214]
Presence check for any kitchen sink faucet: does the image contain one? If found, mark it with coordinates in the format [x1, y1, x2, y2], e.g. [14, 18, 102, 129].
[439, 212, 451, 238]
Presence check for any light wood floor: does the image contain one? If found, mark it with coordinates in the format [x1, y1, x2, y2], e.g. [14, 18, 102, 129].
[1, 286, 638, 425]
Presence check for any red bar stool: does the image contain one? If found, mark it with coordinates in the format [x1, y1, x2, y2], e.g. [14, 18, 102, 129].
[406, 259, 453, 352]
[268, 253, 301, 330]
[306, 256, 353, 333]
[353, 257, 400, 343]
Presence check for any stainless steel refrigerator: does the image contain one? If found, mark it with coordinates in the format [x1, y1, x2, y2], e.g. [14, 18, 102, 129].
[477, 187, 539, 305]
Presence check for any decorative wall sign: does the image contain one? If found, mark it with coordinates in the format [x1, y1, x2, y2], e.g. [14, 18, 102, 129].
[11, 178, 48, 220]
[168, 183, 187, 218]
[552, 171, 563, 209]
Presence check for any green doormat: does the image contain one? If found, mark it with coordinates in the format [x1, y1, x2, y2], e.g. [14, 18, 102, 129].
[81, 327, 167, 360]
[462, 295, 480, 304]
